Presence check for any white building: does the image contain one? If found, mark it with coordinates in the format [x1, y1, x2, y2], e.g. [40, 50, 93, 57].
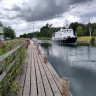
[0, 27, 4, 41]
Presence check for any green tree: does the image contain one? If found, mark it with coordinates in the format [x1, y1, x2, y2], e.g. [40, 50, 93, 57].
[84, 24, 90, 36]
[39, 23, 53, 37]
[3, 26, 15, 39]
[70, 22, 84, 35]
[0, 21, 3, 27]
[90, 37, 95, 44]
[93, 30, 96, 36]
[76, 26, 84, 37]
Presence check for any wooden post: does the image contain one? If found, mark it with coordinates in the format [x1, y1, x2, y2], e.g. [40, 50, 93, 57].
[1, 60, 7, 96]
[37, 45, 39, 50]
[0, 60, 4, 73]
[38, 49, 41, 55]
[19, 47, 22, 65]
[61, 78, 70, 96]
[12, 49, 16, 61]
[44, 56, 47, 64]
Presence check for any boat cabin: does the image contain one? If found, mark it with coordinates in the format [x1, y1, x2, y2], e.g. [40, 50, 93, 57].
[54, 29, 75, 39]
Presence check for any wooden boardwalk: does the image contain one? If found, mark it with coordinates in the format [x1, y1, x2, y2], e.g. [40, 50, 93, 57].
[17, 40, 70, 96]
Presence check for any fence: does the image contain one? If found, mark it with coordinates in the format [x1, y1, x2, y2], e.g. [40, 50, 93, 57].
[0, 41, 26, 96]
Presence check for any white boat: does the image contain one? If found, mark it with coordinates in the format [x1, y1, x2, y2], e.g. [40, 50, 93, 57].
[52, 22, 77, 44]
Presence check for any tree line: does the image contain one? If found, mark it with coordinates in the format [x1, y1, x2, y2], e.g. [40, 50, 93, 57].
[19, 22, 96, 38]
[0, 21, 15, 40]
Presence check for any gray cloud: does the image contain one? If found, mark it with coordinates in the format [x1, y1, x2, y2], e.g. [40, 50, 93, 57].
[1, 0, 96, 37]
[8, 0, 93, 22]
[11, 4, 21, 11]
[70, 0, 93, 4]
[11, 0, 68, 21]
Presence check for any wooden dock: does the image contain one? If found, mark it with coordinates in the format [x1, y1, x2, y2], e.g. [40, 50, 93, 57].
[17, 40, 71, 96]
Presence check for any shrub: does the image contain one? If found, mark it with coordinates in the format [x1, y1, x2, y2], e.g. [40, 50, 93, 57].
[90, 37, 95, 44]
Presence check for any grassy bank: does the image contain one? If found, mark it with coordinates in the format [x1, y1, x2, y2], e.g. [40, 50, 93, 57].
[37, 36, 96, 44]
[37, 37, 51, 40]
[77, 36, 91, 42]
[77, 36, 96, 43]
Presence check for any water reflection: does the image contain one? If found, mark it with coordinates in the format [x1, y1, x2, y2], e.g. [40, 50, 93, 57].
[37, 40, 96, 96]
[40, 43, 51, 49]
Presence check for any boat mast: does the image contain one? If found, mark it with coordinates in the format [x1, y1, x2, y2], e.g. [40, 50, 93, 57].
[65, 19, 69, 29]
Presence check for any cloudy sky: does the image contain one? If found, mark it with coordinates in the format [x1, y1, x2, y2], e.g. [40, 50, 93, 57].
[0, 0, 96, 36]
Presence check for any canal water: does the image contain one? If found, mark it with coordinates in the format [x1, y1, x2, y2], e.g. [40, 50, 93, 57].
[37, 40, 96, 96]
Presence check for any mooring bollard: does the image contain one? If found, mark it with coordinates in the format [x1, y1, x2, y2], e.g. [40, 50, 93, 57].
[61, 78, 70, 96]
[44, 56, 47, 64]
[36, 45, 39, 50]
[38, 49, 41, 55]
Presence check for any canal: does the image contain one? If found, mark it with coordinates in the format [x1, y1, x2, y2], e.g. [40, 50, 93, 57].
[37, 40, 96, 96]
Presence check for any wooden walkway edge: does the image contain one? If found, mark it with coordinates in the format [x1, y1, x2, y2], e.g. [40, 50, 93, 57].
[17, 40, 71, 96]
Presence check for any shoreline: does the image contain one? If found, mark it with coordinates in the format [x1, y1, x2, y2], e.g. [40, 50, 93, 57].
[37, 36, 96, 44]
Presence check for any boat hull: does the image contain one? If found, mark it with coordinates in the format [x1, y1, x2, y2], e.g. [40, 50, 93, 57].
[52, 37, 77, 44]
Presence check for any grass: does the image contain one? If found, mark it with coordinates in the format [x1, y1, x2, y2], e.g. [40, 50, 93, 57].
[37, 37, 51, 40]
[37, 36, 96, 44]
[37, 36, 94, 41]
[0, 40, 27, 96]
[77, 36, 92, 42]
[77, 36, 96, 44]
[0, 39, 23, 56]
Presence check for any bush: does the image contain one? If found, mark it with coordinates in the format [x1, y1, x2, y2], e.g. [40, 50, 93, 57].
[93, 30, 96, 36]
[90, 37, 95, 44]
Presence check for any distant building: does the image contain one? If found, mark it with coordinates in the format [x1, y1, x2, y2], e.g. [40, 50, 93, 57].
[6, 37, 10, 40]
[0, 27, 4, 41]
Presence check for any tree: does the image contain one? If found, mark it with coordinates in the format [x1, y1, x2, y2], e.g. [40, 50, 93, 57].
[90, 37, 95, 44]
[70, 22, 84, 35]
[93, 30, 96, 36]
[84, 24, 90, 36]
[76, 26, 84, 37]
[39, 23, 54, 37]
[0, 21, 3, 27]
[3, 26, 15, 39]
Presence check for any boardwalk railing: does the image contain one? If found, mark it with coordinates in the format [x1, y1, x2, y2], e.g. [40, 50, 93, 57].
[0, 41, 26, 96]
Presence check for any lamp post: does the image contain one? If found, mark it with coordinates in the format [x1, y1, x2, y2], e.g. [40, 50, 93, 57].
[32, 8, 35, 38]
[89, 19, 92, 37]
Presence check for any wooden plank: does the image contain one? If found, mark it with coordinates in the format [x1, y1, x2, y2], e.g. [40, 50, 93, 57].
[36, 51, 53, 96]
[39, 55, 62, 96]
[40, 54, 72, 96]
[30, 46, 37, 96]
[40, 55, 62, 91]
[47, 62, 62, 90]
[34, 49, 45, 96]
[17, 46, 30, 96]
[23, 46, 31, 96]
[17, 62, 28, 96]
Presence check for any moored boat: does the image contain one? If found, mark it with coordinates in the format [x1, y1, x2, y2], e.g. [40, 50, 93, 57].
[52, 22, 77, 44]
